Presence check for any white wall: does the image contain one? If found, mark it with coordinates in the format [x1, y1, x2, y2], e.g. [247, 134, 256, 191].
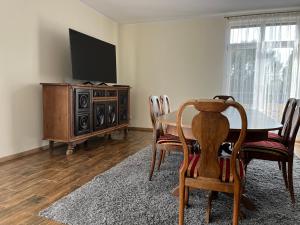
[0, 1, 227, 158]
[119, 17, 226, 128]
[0, 0, 119, 158]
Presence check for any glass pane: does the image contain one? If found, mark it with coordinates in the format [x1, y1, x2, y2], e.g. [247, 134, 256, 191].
[229, 48, 256, 106]
[263, 47, 294, 104]
[265, 24, 296, 41]
[230, 27, 260, 44]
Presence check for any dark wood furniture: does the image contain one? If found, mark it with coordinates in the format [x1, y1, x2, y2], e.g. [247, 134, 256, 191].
[158, 104, 282, 211]
[242, 99, 300, 205]
[158, 107, 282, 142]
[160, 95, 171, 115]
[213, 95, 236, 101]
[177, 99, 247, 225]
[41, 83, 130, 155]
[268, 98, 297, 143]
[213, 96, 236, 154]
[148, 96, 193, 180]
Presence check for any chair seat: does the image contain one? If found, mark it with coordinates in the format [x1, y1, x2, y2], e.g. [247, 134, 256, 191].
[268, 132, 283, 143]
[242, 140, 289, 157]
[157, 134, 194, 145]
[181, 154, 245, 183]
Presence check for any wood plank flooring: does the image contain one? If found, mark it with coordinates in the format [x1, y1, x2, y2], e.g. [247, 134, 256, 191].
[0, 131, 299, 225]
[0, 131, 152, 225]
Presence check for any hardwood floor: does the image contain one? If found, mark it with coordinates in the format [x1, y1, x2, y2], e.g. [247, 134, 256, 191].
[0, 131, 299, 225]
[0, 131, 152, 225]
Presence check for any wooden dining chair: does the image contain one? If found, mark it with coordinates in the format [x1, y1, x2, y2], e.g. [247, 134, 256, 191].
[268, 98, 296, 171]
[160, 95, 171, 115]
[149, 96, 193, 181]
[159, 94, 172, 161]
[213, 96, 236, 155]
[241, 99, 300, 204]
[268, 98, 297, 144]
[177, 99, 247, 225]
[213, 95, 236, 101]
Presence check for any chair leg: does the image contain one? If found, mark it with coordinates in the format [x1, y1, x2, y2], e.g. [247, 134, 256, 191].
[288, 159, 295, 205]
[162, 150, 167, 163]
[205, 191, 214, 223]
[157, 150, 164, 171]
[243, 157, 252, 174]
[232, 188, 241, 225]
[179, 178, 185, 225]
[184, 187, 189, 208]
[278, 161, 282, 170]
[240, 153, 251, 174]
[149, 144, 157, 181]
[281, 161, 288, 190]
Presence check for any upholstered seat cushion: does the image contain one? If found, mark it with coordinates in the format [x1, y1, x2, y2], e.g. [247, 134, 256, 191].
[157, 134, 194, 145]
[268, 132, 283, 143]
[242, 140, 289, 157]
[182, 154, 245, 183]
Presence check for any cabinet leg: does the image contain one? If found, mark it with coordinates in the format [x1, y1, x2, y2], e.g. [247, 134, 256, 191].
[84, 140, 88, 147]
[124, 128, 128, 138]
[66, 143, 75, 155]
[107, 134, 112, 140]
[49, 141, 54, 153]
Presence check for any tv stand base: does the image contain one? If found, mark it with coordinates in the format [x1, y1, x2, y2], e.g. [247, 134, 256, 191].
[41, 83, 130, 155]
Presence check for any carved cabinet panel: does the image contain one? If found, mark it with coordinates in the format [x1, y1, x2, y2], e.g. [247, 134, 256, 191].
[118, 90, 129, 124]
[73, 87, 128, 136]
[106, 101, 117, 127]
[93, 102, 106, 131]
[75, 89, 91, 112]
[74, 89, 92, 135]
[75, 112, 91, 135]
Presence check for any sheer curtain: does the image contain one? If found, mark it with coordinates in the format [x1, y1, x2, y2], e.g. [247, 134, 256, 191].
[224, 13, 300, 121]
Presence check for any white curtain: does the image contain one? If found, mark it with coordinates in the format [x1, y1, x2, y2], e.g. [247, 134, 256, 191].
[224, 13, 300, 121]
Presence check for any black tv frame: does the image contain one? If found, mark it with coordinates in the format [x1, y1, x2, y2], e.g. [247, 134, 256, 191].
[69, 29, 117, 84]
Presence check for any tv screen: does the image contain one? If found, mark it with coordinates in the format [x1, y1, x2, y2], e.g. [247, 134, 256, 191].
[69, 29, 117, 83]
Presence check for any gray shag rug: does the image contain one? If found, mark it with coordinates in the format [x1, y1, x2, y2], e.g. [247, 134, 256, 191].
[40, 146, 300, 225]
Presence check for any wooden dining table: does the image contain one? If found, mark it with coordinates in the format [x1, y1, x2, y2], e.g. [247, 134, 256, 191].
[157, 105, 283, 211]
[158, 106, 282, 142]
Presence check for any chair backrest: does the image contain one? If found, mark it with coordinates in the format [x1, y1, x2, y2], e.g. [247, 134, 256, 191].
[213, 95, 236, 101]
[160, 95, 171, 115]
[279, 98, 297, 137]
[149, 96, 162, 133]
[287, 100, 300, 152]
[177, 99, 247, 183]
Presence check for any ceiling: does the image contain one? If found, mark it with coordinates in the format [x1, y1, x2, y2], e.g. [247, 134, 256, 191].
[81, 0, 300, 23]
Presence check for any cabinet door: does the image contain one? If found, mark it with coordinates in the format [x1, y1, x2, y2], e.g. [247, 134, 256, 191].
[106, 101, 117, 127]
[75, 89, 91, 112]
[74, 112, 91, 136]
[118, 90, 129, 124]
[74, 88, 92, 136]
[93, 102, 106, 131]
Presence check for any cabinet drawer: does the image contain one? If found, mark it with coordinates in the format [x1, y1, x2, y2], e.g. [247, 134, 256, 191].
[106, 90, 117, 97]
[93, 90, 105, 97]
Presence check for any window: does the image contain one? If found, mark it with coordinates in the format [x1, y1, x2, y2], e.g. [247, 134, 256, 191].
[225, 15, 300, 120]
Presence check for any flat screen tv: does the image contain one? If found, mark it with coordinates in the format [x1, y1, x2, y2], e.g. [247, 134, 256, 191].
[69, 29, 117, 83]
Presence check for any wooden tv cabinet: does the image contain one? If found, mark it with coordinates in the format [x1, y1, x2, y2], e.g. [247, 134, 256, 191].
[41, 83, 130, 155]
